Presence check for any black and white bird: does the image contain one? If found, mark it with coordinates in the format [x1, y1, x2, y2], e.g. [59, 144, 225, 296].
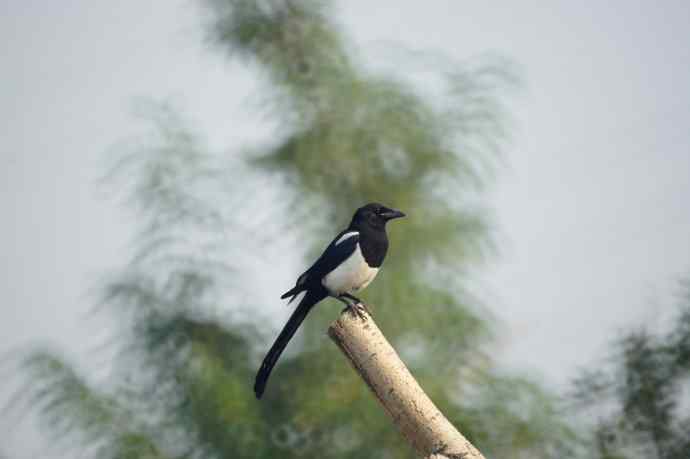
[254, 202, 405, 399]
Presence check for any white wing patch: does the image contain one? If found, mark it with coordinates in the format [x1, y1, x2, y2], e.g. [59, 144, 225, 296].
[334, 231, 358, 246]
[322, 244, 379, 295]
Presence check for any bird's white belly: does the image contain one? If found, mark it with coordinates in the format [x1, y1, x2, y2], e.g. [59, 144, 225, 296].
[322, 246, 379, 295]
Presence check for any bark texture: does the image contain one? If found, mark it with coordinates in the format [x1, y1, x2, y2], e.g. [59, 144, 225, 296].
[328, 309, 486, 459]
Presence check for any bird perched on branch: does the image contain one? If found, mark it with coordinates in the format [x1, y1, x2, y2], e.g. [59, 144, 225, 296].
[254, 202, 405, 399]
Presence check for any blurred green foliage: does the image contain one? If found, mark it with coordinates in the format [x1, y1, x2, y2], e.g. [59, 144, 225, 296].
[9, 1, 576, 458]
[569, 281, 690, 459]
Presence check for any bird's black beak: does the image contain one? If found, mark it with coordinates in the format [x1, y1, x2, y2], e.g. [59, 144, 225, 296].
[380, 208, 406, 221]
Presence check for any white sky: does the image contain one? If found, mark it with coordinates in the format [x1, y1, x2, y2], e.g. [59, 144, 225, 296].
[2, 1, 690, 457]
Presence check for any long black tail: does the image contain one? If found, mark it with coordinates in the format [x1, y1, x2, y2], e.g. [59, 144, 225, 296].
[254, 289, 326, 399]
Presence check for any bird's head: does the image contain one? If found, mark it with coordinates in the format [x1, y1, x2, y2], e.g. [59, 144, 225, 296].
[351, 202, 405, 230]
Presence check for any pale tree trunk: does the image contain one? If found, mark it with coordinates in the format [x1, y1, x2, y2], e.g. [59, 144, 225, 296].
[328, 309, 485, 459]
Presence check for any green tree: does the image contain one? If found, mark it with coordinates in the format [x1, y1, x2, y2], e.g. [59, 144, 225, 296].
[569, 280, 690, 459]
[10, 1, 574, 458]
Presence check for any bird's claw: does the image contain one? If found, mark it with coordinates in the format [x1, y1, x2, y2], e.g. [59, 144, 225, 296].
[349, 302, 369, 321]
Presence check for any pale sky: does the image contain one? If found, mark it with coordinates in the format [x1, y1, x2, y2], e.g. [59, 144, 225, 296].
[2, 1, 690, 457]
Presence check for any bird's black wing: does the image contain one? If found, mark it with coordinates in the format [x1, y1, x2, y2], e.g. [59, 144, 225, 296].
[309, 230, 360, 277]
[280, 230, 360, 300]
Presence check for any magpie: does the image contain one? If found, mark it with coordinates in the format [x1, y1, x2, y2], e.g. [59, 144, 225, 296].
[254, 202, 405, 399]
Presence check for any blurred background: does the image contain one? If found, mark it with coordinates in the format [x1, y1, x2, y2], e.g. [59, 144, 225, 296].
[2, 1, 689, 458]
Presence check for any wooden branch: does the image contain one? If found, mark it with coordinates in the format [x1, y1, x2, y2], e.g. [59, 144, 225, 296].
[328, 309, 485, 459]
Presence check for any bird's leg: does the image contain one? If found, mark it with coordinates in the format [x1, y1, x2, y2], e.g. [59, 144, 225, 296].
[335, 293, 366, 320]
[336, 294, 367, 320]
[342, 293, 362, 304]
[342, 293, 371, 317]
[336, 295, 353, 313]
